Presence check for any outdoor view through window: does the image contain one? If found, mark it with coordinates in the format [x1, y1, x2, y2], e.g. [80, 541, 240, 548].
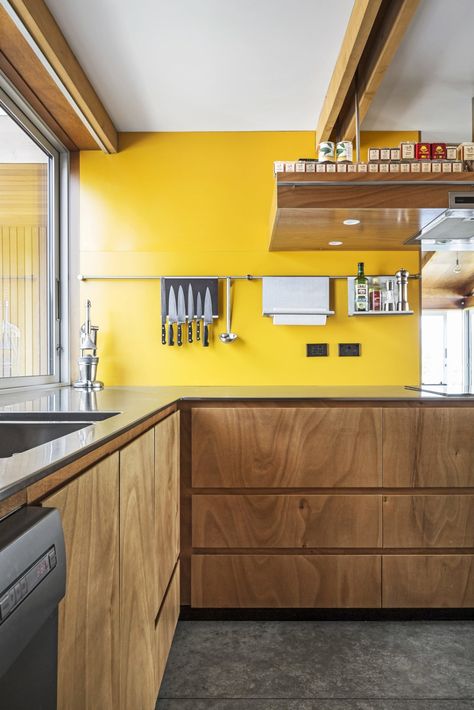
[0, 106, 52, 380]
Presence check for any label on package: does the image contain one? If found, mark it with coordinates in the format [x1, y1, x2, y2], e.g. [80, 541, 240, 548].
[295, 162, 306, 172]
[421, 162, 432, 172]
[390, 148, 401, 161]
[368, 148, 380, 161]
[411, 162, 421, 172]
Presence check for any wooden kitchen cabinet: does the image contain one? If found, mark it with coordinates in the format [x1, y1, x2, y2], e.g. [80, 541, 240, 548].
[383, 555, 474, 607]
[155, 563, 180, 692]
[192, 494, 382, 549]
[383, 495, 474, 548]
[192, 407, 382, 487]
[192, 554, 381, 608]
[120, 429, 157, 710]
[43, 454, 120, 710]
[155, 412, 180, 608]
[383, 408, 474, 487]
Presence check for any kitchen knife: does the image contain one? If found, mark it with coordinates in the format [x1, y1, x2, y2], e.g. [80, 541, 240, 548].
[177, 286, 186, 346]
[168, 286, 177, 346]
[203, 287, 213, 347]
[187, 284, 194, 343]
[196, 292, 202, 341]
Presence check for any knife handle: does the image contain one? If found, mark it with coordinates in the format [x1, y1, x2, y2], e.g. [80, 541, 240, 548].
[188, 321, 193, 343]
[196, 319, 201, 341]
[168, 323, 174, 346]
[162, 324, 166, 345]
[203, 324, 209, 347]
[177, 324, 182, 347]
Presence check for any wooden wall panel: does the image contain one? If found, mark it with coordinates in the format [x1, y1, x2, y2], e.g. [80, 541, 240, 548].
[383, 555, 474, 608]
[155, 412, 180, 609]
[192, 494, 381, 549]
[383, 495, 474, 548]
[43, 454, 120, 710]
[383, 409, 474, 487]
[192, 555, 381, 608]
[192, 408, 382, 488]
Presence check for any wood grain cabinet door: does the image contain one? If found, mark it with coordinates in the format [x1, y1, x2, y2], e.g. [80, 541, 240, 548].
[383, 408, 474, 487]
[192, 494, 382, 549]
[192, 407, 382, 487]
[43, 454, 120, 710]
[119, 429, 157, 710]
[155, 412, 180, 610]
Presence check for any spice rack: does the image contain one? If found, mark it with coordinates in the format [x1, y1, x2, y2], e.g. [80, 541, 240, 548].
[347, 276, 414, 316]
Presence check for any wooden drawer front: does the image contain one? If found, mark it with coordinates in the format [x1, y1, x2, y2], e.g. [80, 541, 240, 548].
[383, 555, 474, 608]
[383, 408, 474, 487]
[383, 495, 474, 549]
[192, 408, 382, 488]
[191, 555, 381, 608]
[192, 495, 381, 549]
[155, 563, 180, 695]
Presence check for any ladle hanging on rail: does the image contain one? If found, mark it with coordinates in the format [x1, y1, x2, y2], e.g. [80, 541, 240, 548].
[219, 277, 238, 343]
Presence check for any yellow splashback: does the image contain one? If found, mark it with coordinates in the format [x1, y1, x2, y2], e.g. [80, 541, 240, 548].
[80, 131, 420, 386]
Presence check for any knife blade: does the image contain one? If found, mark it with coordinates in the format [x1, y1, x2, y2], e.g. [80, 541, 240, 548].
[168, 286, 177, 346]
[203, 287, 213, 348]
[196, 291, 202, 341]
[187, 284, 194, 343]
[177, 286, 186, 347]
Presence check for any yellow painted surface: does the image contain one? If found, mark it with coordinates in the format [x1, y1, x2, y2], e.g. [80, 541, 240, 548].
[80, 131, 420, 386]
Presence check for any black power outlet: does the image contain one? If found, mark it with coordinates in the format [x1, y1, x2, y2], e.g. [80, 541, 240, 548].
[339, 343, 361, 357]
[306, 343, 328, 357]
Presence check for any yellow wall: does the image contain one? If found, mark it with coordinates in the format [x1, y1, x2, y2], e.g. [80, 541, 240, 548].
[79, 131, 420, 386]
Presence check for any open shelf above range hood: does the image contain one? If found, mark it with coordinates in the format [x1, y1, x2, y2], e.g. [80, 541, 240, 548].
[269, 172, 474, 251]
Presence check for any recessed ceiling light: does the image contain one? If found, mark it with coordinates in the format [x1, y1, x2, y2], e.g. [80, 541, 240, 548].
[329, 241, 343, 246]
[343, 219, 360, 226]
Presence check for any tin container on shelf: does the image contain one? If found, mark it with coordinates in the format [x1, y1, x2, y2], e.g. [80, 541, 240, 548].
[318, 141, 335, 162]
[400, 162, 410, 173]
[389, 162, 400, 172]
[295, 161, 306, 172]
[305, 161, 316, 172]
[336, 141, 353, 162]
[379, 162, 390, 173]
[415, 143, 431, 160]
[390, 148, 401, 161]
[347, 163, 357, 172]
[336, 163, 348, 172]
[357, 162, 368, 172]
[316, 163, 327, 172]
[431, 161, 442, 172]
[452, 161, 463, 172]
[446, 145, 458, 160]
[442, 161, 452, 172]
[368, 163, 378, 173]
[411, 162, 421, 172]
[400, 142, 416, 160]
[284, 161, 295, 172]
[431, 143, 447, 160]
[368, 148, 380, 161]
[421, 161, 432, 173]
[326, 163, 336, 173]
[457, 143, 474, 161]
[379, 148, 391, 161]
[273, 161, 285, 173]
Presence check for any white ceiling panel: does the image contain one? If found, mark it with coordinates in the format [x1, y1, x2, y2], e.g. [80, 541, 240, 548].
[45, 0, 355, 132]
[363, 0, 474, 143]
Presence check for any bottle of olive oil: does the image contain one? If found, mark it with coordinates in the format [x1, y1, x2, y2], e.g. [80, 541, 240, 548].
[355, 262, 369, 312]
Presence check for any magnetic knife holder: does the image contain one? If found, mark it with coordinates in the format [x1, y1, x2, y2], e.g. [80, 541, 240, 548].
[161, 278, 219, 319]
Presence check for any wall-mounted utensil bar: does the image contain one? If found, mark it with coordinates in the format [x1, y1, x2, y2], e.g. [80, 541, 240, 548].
[78, 274, 420, 281]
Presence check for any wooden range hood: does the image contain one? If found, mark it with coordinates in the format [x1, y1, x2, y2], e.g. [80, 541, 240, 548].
[269, 171, 474, 251]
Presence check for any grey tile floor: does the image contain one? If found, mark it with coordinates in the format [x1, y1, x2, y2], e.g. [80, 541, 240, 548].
[156, 620, 474, 710]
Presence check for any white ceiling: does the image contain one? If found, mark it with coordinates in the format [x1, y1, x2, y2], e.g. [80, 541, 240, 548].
[363, 0, 474, 143]
[44, 0, 355, 132]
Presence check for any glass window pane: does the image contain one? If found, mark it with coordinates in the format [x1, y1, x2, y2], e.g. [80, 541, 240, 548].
[0, 106, 53, 379]
[422, 313, 446, 384]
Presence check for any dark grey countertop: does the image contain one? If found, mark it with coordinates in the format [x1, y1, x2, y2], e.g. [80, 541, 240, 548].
[0, 384, 470, 503]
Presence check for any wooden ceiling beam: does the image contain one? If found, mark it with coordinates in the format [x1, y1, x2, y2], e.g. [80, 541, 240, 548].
[339, 0, 421, 142]
[316, 0, 383, 142]
[2, 0, 118, 153]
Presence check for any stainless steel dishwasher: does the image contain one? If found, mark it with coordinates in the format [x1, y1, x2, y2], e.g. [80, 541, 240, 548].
[0, 506, 66, 710]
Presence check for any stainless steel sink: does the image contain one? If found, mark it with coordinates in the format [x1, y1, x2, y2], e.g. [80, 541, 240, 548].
[0, 421, 93, 458]
[0, 411, 120, 422]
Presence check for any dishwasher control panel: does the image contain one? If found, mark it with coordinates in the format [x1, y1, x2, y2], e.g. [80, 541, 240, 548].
[0, 545, 57, 624]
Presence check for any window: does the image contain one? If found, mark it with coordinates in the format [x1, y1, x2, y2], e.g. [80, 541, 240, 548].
[0, 87, 66, 388]
[422, 310, 467, 389]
